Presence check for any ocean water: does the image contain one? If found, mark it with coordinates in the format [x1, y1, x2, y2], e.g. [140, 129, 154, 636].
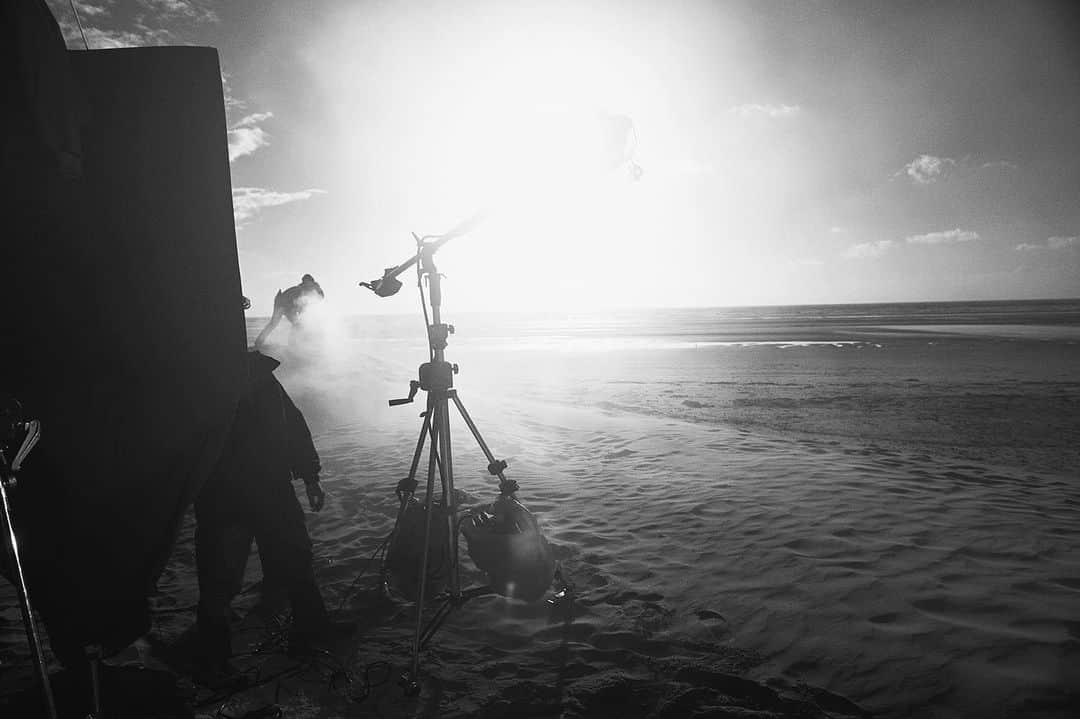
[321, 297, 1080, 347]
[252, 298, 1080, 477]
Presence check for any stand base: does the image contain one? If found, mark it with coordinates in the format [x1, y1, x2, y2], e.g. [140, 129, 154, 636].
[399, 585, 496, 696]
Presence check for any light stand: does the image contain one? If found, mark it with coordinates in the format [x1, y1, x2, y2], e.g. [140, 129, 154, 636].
[1, 407, 59, 719]
[362, 232, 519, 694]
[357, 116, 641, 693]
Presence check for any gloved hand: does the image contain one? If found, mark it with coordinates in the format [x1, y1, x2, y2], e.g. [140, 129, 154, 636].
[304, 478, 325, 512]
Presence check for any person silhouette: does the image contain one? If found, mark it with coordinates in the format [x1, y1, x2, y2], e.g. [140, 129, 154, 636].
[253, 274, 325, 350]
[193, 351, 351, 679]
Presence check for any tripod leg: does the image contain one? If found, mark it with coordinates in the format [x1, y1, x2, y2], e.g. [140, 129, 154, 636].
[394, 400, 432, 513]
[438, 395, 459, 597]
[450, 393, 509, 484]
[0, 478, 59, 719]
[409, 398, 443, 684]
[87, 644, 103, 718]
[385, 403, 432, 593]
[404, 399, 433, 490]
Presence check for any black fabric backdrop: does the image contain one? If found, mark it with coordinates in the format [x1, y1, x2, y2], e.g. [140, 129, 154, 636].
[2, 10, 245, 661]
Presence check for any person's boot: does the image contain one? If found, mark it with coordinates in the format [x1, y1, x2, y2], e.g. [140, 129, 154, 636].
[287, 581, 355, 656]
[193, 606, 244, 688]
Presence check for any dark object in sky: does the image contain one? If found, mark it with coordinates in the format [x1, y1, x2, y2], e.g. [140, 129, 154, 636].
[1, 4, 244, 669]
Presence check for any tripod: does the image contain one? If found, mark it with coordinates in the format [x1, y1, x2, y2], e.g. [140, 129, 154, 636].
[377, 239, 517, 693]
[1, 406, 59, 719]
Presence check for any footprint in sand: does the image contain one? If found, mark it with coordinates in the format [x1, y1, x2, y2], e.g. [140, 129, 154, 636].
[599, 589, 664, 606]
[695, 608, 727, 623]
[868, 612, 900, 625]
[1049, 576, 1080, 591]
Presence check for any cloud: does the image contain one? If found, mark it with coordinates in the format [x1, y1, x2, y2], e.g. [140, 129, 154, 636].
[906, 228, 979, 245]
[1016, 236, 1079, 251]
[1048, 236, 1079, 249]
[221, 72, 246, 113]
[232, 187, 326, 227]
[228, 112, 274, 163]
[48, 0, 216, 48]
[729, 103, 801, 119]
[48, 0, 270, 162]
[138, 0, 218, 23]
[844, 240, 895, 258]
[899, 154, 955, 184]
[845, 229, 978, 259]
[74, 1, 112, 18]
[52, 21, 170, 48]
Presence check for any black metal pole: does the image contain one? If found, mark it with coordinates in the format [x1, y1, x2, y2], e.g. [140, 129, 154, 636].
[359, 209, 489, 297]
[0, 455, 58, 719]
[409, 400, 442, 683]
[422, 247, 461, 599]
[391, 229, 520, 689]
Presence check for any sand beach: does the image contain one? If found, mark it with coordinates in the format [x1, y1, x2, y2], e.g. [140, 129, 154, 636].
[2, 300, 1079, 718]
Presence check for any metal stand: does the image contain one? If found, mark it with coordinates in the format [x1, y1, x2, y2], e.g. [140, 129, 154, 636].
[1, 413, 59, 719]
[358, 122, 640, 694]
[382, 242, 516, 694]
[85, 644, 103, 718]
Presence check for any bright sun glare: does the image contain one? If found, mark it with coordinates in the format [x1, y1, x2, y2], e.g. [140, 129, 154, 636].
[320, 3, 771, 312]
[411, 47, 648, 311]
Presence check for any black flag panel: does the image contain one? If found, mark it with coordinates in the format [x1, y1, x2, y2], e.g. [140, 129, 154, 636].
[2, 9, 245, 663]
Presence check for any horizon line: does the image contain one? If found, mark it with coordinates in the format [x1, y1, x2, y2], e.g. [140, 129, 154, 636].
[242, 295, 1080, 320]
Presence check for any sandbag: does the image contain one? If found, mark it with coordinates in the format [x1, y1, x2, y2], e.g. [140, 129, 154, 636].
[461, 497, 555, 602]
[384, 497, 452, 601]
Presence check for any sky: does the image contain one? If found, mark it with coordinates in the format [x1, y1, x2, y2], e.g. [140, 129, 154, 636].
[46, 0, 1080, 314]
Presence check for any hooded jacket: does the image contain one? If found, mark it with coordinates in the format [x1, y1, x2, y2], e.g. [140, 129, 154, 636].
[214, 351, 321, 487]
